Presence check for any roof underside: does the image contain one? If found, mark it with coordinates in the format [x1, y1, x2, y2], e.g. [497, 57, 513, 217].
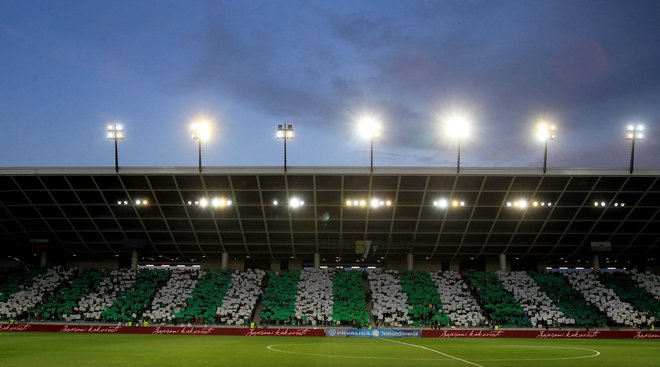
[1, 167, 659, 265]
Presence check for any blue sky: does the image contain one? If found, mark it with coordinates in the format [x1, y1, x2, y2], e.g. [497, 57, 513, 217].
[1, 0, 659, 170]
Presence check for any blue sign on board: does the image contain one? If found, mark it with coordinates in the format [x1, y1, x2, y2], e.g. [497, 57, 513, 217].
[325, 329, 421, 338]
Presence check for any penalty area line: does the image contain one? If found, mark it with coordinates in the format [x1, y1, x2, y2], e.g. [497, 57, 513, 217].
[379, 338, 485, 367]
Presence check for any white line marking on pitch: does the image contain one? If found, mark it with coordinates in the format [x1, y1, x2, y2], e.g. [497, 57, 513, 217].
[266, 343, 450, 361]
[378, 338, 485, 367]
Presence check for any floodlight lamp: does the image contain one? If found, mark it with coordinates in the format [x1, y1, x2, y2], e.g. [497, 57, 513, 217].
[289, 197, 303, 208]
[435, 199, 448, 208]
[506, 202, 513, 207]
[199, 198, 209, 207]
[191, 121, 211, 141]
[625, 124, 645, 140]
[273, 200, 279, 206]
[276, 123, 295, 140]
[106, 123, 125, 140]
[536, 122, 556, 141]
[370, 198, 380, 208]
[386, 200, 392, 206]
[445, 114, 470, 138]
[358, 116, 381, 139]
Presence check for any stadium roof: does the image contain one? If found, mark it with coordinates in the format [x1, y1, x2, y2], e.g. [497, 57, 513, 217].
[1, 167, 659, 266]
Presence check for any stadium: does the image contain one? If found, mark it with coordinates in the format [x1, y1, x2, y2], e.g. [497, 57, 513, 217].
[3, 1, 660, 366]
[1, 165, 659, 366]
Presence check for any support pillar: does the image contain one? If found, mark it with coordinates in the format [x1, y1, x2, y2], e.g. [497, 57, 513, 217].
[593, 254, 600, 272]
[499, 253, 507, 272]
[449, 259, 460, 272]
[314, 253, 321, 269]
[222, 252, 229, 270]
[40, 250, 48, 268]
[406, 253, 413, 271]
[537, 261, 547, 273]
[131, 250, 139, 270]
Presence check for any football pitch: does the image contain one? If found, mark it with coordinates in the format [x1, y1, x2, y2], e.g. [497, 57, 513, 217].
[1, 332, 659, 367]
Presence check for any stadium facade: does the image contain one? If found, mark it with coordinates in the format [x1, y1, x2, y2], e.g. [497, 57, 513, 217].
[1, 166, 659, 272]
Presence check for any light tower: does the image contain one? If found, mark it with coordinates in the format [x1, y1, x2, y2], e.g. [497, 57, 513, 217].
[536, 122, 556, 174]
[191, 120, 211, 173]
[358, 116, 381, 173]
[106, 124, 124, 173]
[626, 124, 644, 174]
[445, 114, 469, 173]
[276, 124, 295, 172]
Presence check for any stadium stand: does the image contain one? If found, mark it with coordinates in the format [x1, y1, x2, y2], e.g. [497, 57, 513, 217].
[294, 268, 334, 325]
[565, 271, 653, 327]
[498, 271, 574, 328]
[0, 268, 42, 303]
[102, 269, 169, 323]
[331, 269, 369, 326]
[174, 269, 232, 324]
[430, 270, 486, 327]
[72, 269, 136, 321]
[369, 269, 411, 327]
[399, 271, 450, 327]
[530, 272, 607, 327]
[598, 271, 660, 321]
[630, 269, 660, 300]
[466, 271, 530, 327]
[37, 268, 105, 321]
[0, 266, 74, 320]
[216, 269, 265, 325]
[260, 270, 300, 325]
[144, 268, 199, 324]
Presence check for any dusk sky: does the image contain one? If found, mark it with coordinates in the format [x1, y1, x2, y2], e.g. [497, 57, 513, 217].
[1, 0, 659, 170]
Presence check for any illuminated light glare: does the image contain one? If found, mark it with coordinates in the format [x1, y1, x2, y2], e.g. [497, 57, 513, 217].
[289, 197, 304, 208]
[460, 201, 465, 207]
[532, 201, 538, 207]
[117, 201, 122, 205]
[273, 200, 279, 206]
[359, 200, 367, 207]
[386, 200, 392, 206]
[191, 121, 211, 141]
[621, 203, 625, 207]
[199, 198, 209, 207]
[345, 200, 351, 206]
[506, 202, 513, 207]
[536, 122, 557, 141]
[445, 114, 470, 138]
[135, 200, 141, 205]
[601, 202, 606, 207]
[187, 201, 192, 205]
[123, 201, 128, 205]
[452, 200, 459, 207]
[370, 199, 380, 208]
[357, 116, 381, 139]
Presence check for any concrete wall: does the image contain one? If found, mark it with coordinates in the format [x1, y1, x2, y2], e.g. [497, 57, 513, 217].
[200, 258, 244, 271]
[485, 259, 501, 272]
[66, 258, 120, 269]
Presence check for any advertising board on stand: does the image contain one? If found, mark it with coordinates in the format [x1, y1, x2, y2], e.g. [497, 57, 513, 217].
[325, 328, 421, 338]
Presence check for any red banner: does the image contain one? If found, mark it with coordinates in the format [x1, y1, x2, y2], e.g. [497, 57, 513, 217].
[1, 324, 657, 339]
[422, 329, 660, 339]
[0, 324, 325, 337]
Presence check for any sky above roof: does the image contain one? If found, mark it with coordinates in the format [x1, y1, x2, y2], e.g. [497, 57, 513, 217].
[1, 0, 659, 170]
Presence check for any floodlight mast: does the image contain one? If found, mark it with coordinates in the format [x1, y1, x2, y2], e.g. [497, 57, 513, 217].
[358, 117, 380, 173]
[537, 123, 556, 174]
[276, 124, 295, 172]
[106, 124, 124, 173]
[626, 124, 644, 174]
[192, 121, 210, 173]
[446, 115, 469, 173]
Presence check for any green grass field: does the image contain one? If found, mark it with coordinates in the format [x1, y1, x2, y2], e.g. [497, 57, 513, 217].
[1, 332, 659, 367]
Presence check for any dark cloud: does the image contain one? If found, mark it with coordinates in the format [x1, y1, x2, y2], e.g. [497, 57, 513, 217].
[184, 0, 660, 167]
